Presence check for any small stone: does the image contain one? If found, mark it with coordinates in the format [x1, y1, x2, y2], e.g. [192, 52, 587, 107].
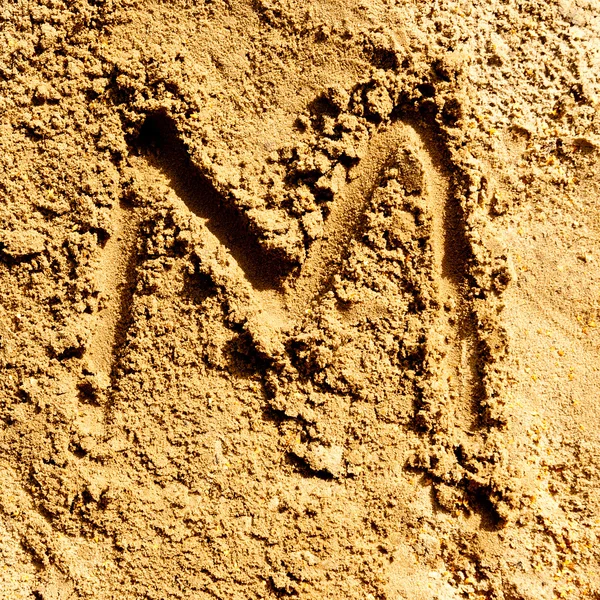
[305, 443, 344, 477]
[392, 147, 424, 194]
[325, 85, 350, 112]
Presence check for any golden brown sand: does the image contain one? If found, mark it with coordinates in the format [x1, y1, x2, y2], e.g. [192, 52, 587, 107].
[0, 1, 599, 598]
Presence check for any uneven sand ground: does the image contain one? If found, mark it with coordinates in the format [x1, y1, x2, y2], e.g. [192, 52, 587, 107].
[0, 1, 599, 598]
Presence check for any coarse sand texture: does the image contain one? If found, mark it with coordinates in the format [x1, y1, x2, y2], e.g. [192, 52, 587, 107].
[0, 1, 599, 598]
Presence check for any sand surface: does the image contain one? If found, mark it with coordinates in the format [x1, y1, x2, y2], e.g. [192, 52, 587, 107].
[1, 1, 600, 598]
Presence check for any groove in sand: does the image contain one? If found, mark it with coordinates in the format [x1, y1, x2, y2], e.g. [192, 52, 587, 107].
[285, 122, 412, 318]
[86, 199, 140, 386]
[129, 114, 485, 433]
[407, 122, 484, 431]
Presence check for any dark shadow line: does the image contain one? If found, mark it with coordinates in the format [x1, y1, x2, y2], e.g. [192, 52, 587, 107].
[134, 112, 285, 292]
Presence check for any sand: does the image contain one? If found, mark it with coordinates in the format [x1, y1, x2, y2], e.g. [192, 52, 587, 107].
[0, 0, 599, 598]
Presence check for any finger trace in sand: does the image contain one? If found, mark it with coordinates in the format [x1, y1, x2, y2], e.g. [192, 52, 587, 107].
[288, 117, 485, 433]
[137, 112, 284, 293]
[134, 112, 290, 329]
[406, 123, 484, 433]
[129, 113, 485, 437]
[285, 121, 409, 317]
[85, 197, 141, 387]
